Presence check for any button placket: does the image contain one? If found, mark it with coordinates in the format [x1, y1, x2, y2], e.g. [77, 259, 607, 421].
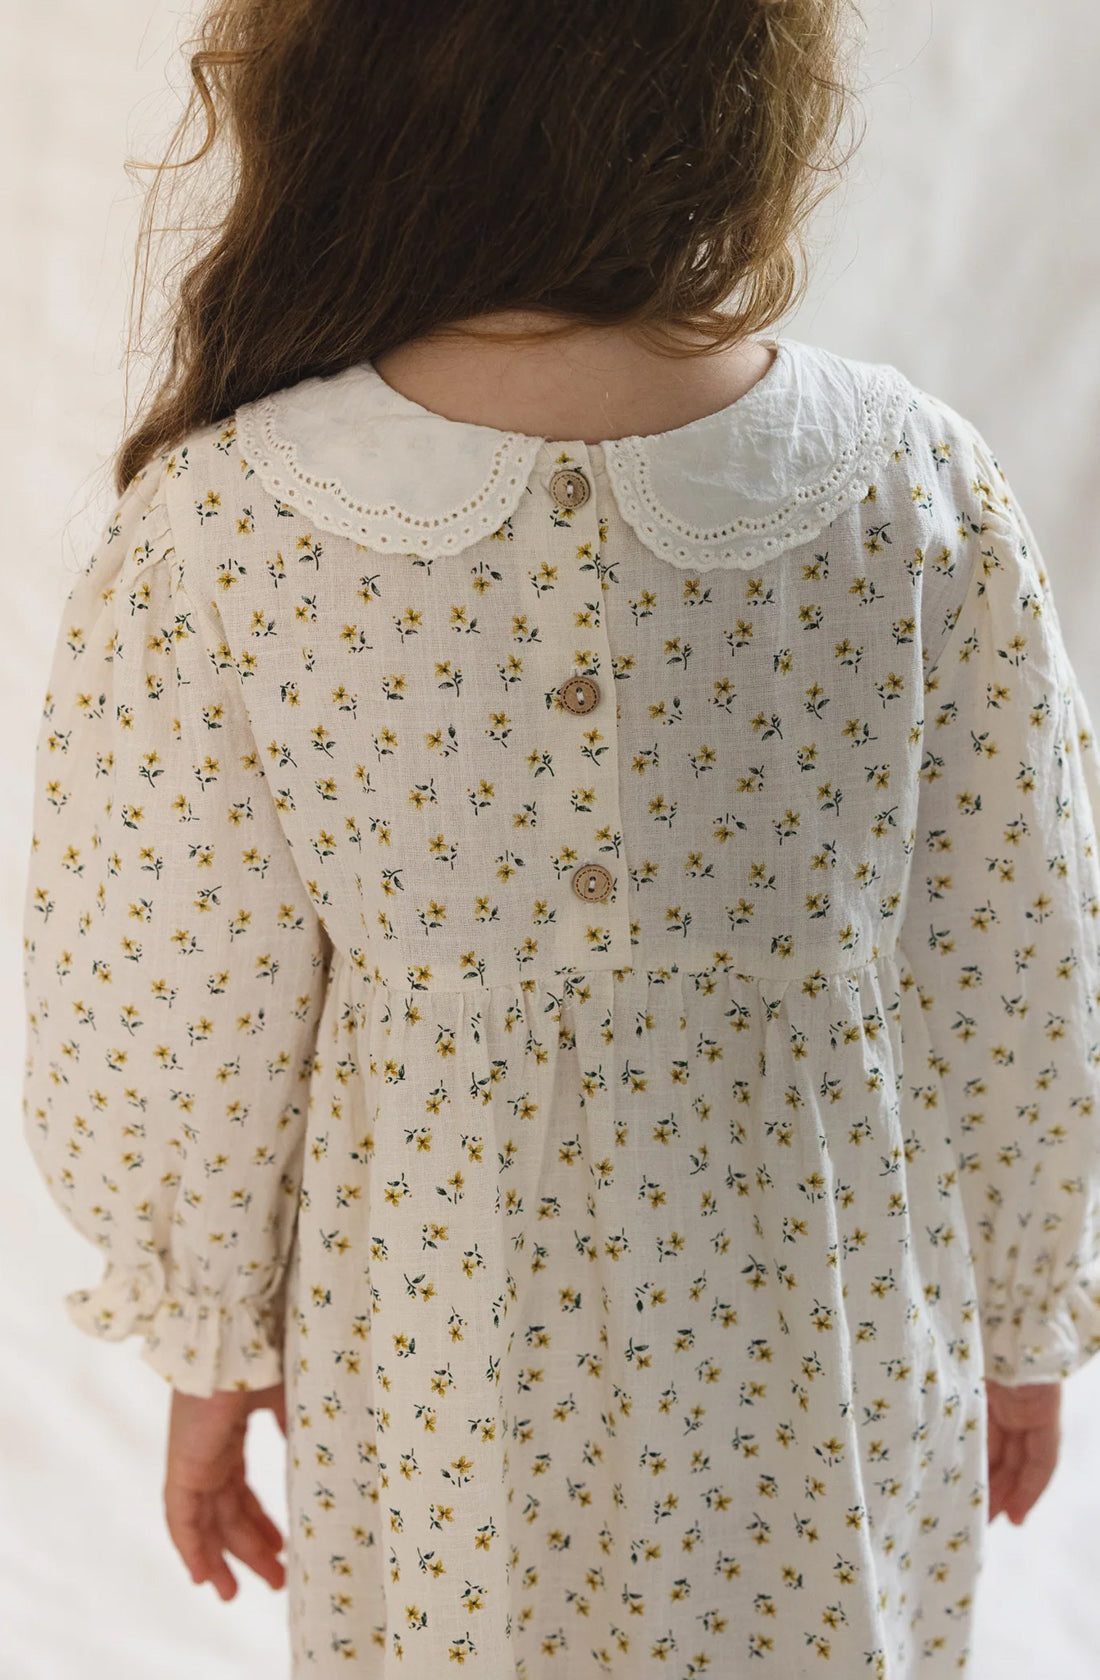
[545, 449, 627, 967]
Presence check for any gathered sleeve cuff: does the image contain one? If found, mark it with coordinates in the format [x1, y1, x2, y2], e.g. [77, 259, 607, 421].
[63, 1255, 291, 1393]
[980, 1281, 1100, 1387]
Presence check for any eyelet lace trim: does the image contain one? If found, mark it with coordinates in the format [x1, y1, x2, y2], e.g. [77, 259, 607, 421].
[236, 355, 915, 568]
[236, 393, 544, 556]
[602, 364, 914, 571]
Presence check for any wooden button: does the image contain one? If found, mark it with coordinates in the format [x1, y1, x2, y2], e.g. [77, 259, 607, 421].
[559, 675, 600, 715]
[571, 863, 613, 904]
[549, 466, 591, 509]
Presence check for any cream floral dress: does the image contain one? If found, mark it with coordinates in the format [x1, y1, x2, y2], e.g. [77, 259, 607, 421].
[22, 335, 1100, 1678]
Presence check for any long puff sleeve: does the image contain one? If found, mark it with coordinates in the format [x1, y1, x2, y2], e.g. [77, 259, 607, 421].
[21, 455, 333, 1396]
[900, 422, 1100, 1385]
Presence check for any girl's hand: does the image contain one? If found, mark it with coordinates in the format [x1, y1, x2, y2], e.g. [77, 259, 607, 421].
[985, 1376, 1061, 1525]
[164, 1381, 289, 1599]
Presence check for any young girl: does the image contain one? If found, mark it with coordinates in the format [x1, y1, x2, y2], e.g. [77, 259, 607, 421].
[22, 2, 1099, 1675]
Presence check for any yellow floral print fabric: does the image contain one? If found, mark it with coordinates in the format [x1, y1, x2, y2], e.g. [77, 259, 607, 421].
[22, 340, 1100, 1677]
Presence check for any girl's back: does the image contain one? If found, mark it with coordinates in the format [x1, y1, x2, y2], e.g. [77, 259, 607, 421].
[21, 4, 1100, 1677]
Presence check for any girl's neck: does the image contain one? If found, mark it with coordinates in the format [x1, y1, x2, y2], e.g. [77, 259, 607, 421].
[373, 309, 777, 445]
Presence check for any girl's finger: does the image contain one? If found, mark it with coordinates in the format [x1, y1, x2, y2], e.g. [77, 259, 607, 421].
[206, 1553, 240, 1601]
[986, 1417, 1005, 1476]
[1003, 1431, 1032, 1522]
[240, 1483, 285, 1552]
[988, 1429, 1022, 1523]
[986, 1465, 1006, 1522]
[185, 1525, 238, 1599]
[166, 1486, 239, 1598]
[1001, 1426, 1026, 1505]
[1008, 1427, 1059, 1524]
[166, 1493, 214, 1581]
[216, 1501, 287, 1591]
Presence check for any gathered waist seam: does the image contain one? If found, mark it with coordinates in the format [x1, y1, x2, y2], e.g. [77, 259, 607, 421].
[331, 940, 901, 995]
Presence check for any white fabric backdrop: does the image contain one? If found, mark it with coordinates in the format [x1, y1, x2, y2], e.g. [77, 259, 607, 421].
[3, 3, 1098, 1674]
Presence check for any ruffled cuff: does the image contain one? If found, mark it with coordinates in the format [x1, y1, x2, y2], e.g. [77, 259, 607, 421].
[64, 1259, 286, 1397]
[981, 1279, 1100, 1386]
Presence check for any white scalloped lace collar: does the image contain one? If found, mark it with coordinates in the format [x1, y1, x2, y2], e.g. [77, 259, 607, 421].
[234, 334, 914, 570]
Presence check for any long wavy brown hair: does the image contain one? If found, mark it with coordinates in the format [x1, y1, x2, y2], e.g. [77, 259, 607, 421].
[114, 0, 864, 496]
